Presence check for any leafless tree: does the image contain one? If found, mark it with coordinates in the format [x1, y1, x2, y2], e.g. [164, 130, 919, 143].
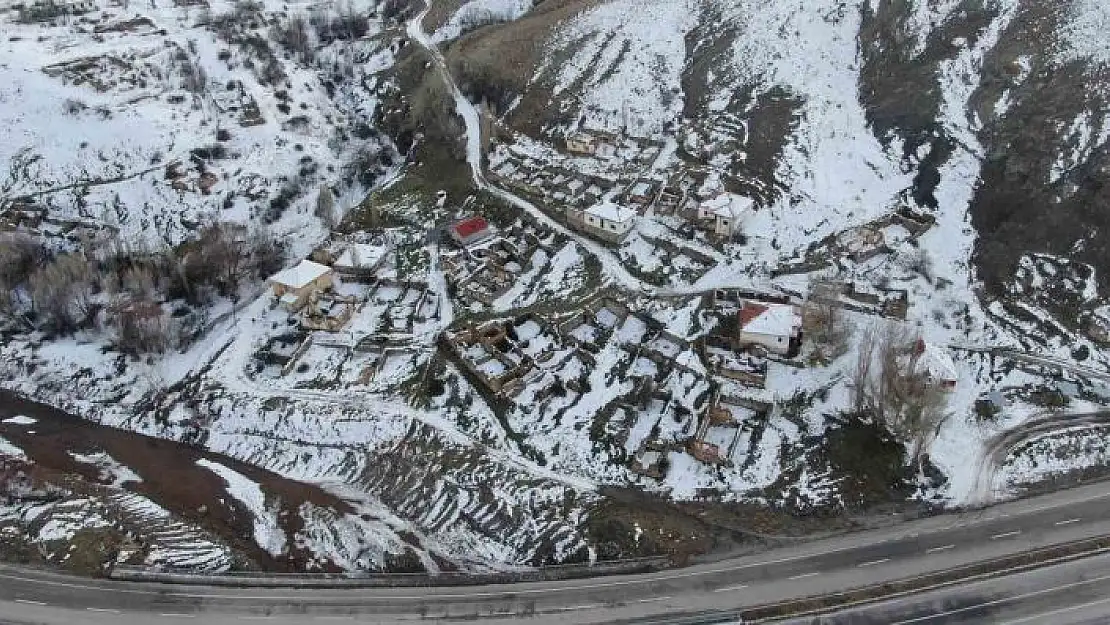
[273, 14, 314, 64]
[851, 321, 949, 466]
[315, 184, 336, 229]
[804, 298, 849, 363]
[28, 253, 96, 333]
[0, 233, 42, 311]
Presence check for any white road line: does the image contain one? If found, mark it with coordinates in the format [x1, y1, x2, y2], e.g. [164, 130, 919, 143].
[86, 607, 121, 613]
[789, 572, 819, 580]
[1055, 518, 1081, 526]
[991, 530, 1022, 540]
[857, 558, 890, 568]
[14, 599, 46, 606]
[637, 596, 671, 603]
[894, 570, 1110, 624]
[926, 544, 956, 553]
[714, 584, 749, 593]
[0, 485, 1104, 606]
[559, 604, 602, 611]
[1000, 594, 1110, 624]
[490, 611, 516, 617]
[159, 614, 196, 619]
[238, 618, 273, 621]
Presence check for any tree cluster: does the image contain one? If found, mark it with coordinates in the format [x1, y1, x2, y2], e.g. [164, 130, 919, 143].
[850, 322, 948, 465]
[0, 224, 285, 354]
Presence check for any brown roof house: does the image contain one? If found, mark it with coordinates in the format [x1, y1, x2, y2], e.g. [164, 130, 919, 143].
[268, 259, 334, 311]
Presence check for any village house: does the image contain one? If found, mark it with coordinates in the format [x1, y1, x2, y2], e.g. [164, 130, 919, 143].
[268, 259, 334, 311]
[568, 201, 637, 244]
[565, 132, 598, 156]
[449, 215, 494, 247]
[736, 300, 803, 355]
[698, 193, 754, 238]
[912, 339, 958, 392]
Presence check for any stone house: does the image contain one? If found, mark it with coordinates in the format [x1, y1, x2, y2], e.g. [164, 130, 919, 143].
[268, 260, 334, 311]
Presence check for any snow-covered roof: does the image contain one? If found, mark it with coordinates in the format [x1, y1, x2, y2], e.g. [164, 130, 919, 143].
[918, 341, 958, 382]
[334, 243, 390, 270]
[268, 259, 332, 289]
[738, 302, 800, 337]
[586, 202, 637, 224]
[703, 193, 755, 219]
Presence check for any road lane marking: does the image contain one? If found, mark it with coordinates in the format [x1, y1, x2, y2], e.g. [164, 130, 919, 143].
[637, 596, 671, 603]
[714, 584, 749, 593]
[1055, 518, 1081, 526]
[86, 608, 121, 613]
[788, 572, 819, 580]
[1000, 594, 1110, 624]
[894, 570, 1110, 624]
[0, 486, 1102, 607]
[557, 604, 603, 611]
[490, 611, 516, 616]
[857, 558, 890, 568]
[159, 614, 196, 619]
[14, 599, 46, 606]
[991, 530, 1021, 540]
[926, 544, 956, 553]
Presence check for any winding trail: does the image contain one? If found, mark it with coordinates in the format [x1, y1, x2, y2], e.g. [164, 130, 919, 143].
[970, 411, 1110, 505]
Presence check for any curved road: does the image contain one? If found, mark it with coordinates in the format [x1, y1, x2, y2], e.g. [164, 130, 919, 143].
[5, 481, 1110, 623]
[970, 411, 1110, 505]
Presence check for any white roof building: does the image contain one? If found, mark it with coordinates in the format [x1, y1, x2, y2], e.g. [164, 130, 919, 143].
[737, 301, 802, 355]
[915, 340, 958, 390]
[268, 259, 332, 290]
[699, 194, 754, 236]
[586, 202, 638, 224]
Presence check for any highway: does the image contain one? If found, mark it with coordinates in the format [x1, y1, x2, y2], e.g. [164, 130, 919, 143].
[780, 552, 1110, 624]
[3, 481, 1110, 624]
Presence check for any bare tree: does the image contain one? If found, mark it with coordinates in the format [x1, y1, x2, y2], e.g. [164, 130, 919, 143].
[0, 233, 41, 314]
[315, 184, 336, 229]
[113, 300, 172, 355]
[851, 324, 876, 413]
[804, 298, 849, 363]
[28, 253, 96, 334]
[850, 321, 949, 466]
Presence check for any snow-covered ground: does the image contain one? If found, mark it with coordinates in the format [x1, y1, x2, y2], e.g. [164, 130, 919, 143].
[197, 458, 286, 557]
[4, 0, 1110, 575]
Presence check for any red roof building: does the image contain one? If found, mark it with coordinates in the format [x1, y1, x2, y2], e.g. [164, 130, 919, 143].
[450, 216, 493, 246]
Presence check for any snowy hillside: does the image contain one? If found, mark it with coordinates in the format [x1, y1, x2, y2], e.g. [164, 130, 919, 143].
[0, 0, 399, 251]
[4, 0, 1110, 578]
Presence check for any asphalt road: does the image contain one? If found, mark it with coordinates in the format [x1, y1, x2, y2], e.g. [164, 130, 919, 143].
[3, 482, 1110, 624]
[781, 551, 1110, 624]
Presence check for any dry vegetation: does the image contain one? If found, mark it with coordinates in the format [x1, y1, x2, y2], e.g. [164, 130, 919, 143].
[851, 322, 949, 465]
[0, 225, 284, 355]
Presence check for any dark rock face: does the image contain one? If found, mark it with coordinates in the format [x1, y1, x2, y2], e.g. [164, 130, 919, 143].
[969, 2, 1110, 299]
